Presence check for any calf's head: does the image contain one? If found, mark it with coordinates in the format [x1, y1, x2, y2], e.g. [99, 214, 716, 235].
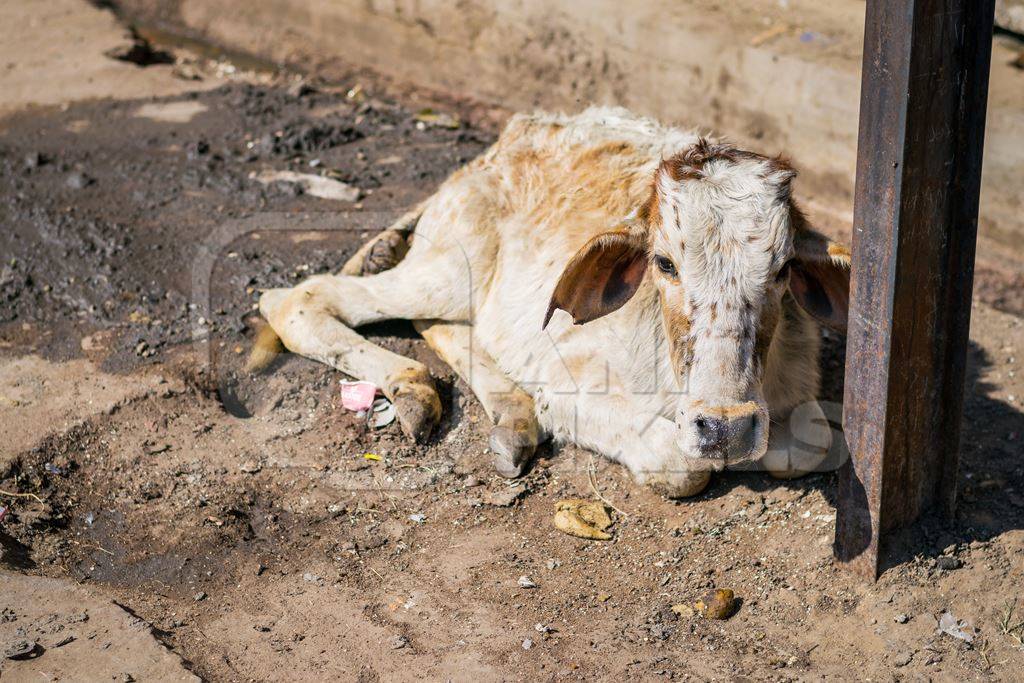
[545, 140, 850, 469]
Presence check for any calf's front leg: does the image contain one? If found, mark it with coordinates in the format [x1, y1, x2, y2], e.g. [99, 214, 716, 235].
[258, 255, 470, 441]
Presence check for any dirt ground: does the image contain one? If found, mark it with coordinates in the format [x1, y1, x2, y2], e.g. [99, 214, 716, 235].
[2, 2, 1024, 681]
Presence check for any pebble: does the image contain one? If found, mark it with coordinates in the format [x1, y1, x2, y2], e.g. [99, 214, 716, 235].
[936, 556, 963, 570]
[517, 575, 537, 589]
[303, 572, 320, 583]
[65, 171, 94, 189]
[695, 589, 737, 620]
[483, 487, 525, 507]
[893, 651, 913, 667]
[23, 152, 45, 169]
[193, 592, 206, 601]
[894, 613, 909, 624]
[3, 639, 36, 660]
[390, 635, 409, 649]
[522, 638, 534, 650]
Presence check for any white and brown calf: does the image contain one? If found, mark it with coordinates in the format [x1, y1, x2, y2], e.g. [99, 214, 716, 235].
[249, 107, 850, 498]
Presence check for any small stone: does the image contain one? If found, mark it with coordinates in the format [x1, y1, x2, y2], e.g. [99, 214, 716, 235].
[517, 575, 537, 589]
[193, 592, 206, 601]
[936, 556, 962, 570]
[483, 486, 525, 507]
[597, 593, 612, 603]
[3, 639, 36, 660]
[894, 613, 909, 624]
[52, 635, 75, 648]
[522, 638, 534, 650]
[239, 461, 262, 474]
[65, 171, 94, 189]
[287, 80, 318, 97]
[695, 589, 737, 620]
[390, 635, 409, 649]
[893, 651, 913, 667]
[23, 152, 45, 169]
[303, 572, 320, 583]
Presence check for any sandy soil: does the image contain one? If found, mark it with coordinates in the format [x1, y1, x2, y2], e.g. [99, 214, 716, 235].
[2, 2, 1024, 681]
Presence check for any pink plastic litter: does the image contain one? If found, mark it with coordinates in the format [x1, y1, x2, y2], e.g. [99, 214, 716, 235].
[340, 380, 378, 411]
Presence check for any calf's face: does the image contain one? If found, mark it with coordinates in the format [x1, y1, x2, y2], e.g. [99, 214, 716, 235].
[546, 140, 850, 469]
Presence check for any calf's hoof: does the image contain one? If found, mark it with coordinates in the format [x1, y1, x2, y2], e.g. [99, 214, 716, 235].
[645, 469, 712, 499]
[489, 424, 537, 478]
[363, 231, 409, 274]
[389, 375, 442, 443]
[341, 229, 408, 276]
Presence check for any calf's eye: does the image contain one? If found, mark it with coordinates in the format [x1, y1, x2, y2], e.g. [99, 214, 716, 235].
[654, 255, 678, 278]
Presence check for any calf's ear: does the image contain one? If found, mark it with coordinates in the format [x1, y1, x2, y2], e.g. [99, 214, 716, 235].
[544, 229, 648, 328]
[789, 230, 851, 334]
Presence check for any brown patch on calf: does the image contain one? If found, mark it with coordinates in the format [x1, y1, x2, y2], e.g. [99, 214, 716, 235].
[571, 141, 635, 170]
[660, 298, 693, 375]
[637, 183, 662, 231]
[689, 399, 761, 419]
[663, 139, 769, 181]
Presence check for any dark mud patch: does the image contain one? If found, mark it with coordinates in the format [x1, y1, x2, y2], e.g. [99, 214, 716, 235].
[0, 81, 491, 374]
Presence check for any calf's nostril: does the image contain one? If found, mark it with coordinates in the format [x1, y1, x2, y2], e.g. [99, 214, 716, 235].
[694, 416, 727, 451]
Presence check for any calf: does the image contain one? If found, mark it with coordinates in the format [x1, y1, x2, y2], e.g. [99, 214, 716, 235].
[250, 107, 850, 498]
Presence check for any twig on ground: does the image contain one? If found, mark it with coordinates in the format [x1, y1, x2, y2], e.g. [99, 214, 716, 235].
[374, 476, 400, 513]
[0, 488, 45, 503]
[979, 638, 993, 670]
[587, 454, 628, 517]
[83, 543, 115, 556]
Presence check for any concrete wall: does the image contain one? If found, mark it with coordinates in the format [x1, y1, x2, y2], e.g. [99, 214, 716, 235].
[114, 0, 1024, 272]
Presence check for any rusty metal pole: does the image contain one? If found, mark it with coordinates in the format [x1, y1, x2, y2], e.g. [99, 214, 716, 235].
[835, 0, 996, 579]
